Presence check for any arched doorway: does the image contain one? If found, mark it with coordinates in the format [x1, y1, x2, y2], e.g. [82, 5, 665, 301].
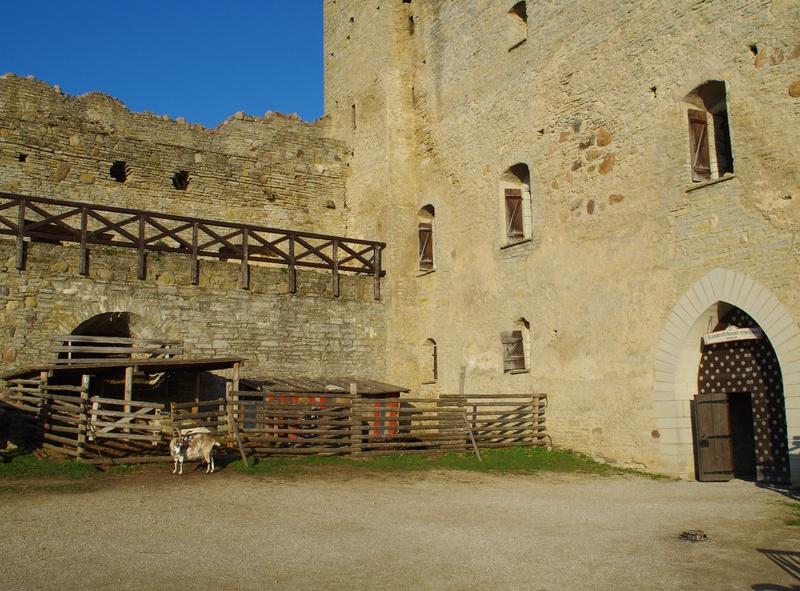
[695, 306, 789, 482]
[653, 268, 800, 484]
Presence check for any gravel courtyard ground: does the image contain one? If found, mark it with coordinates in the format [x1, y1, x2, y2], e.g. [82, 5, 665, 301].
[0, 466, 798, 591]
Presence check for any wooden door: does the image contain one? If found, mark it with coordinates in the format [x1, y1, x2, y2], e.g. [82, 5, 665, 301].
[693, 393, 734, 481]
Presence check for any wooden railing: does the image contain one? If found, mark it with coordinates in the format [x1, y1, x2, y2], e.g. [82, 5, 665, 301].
[49, 335, 183, 364]
[0, 192, 386, 299]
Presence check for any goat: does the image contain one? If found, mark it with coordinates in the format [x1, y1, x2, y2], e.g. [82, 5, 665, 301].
[169, 429, 221, 474]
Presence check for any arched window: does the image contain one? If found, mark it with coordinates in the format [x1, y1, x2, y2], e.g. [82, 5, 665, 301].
[500, 164, 531, 245]
[684, 81, 734, 182]
[508, 1, 527, 51]
[422, 338, 438, 383]
[418, 205, 435, 272]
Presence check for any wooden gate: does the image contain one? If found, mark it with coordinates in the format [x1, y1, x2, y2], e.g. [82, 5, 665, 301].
[693, 393, 734, 481]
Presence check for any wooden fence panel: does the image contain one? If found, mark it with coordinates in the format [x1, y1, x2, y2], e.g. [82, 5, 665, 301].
[1, 384, 549, 461]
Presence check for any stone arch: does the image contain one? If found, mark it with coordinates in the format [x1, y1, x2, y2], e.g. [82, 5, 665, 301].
[54, 294, 181, 341]
[653, 268, 800, 483]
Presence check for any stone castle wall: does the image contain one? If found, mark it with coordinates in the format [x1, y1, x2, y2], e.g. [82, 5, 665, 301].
[0, 74, 350, 235]
[0, 73, 386, 383]
[0, 240, 386, 380]
[323, 0, 800, 475]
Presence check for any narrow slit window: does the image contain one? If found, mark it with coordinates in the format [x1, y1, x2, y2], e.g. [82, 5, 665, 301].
[418, 205, 435, 272]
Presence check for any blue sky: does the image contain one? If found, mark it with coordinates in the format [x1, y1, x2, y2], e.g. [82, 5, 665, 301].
[1, 1, 324, 127]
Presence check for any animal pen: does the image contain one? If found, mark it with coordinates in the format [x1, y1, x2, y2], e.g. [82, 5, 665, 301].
[1, 367, 549, 464]
[0, 334, 548, 464]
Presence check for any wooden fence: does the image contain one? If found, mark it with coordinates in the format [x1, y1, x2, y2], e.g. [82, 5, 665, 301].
[173, 391, 549, 458]
[3, 375, 165, 462]
[2, 379, 548, 462]
[0, 192, 386, 299]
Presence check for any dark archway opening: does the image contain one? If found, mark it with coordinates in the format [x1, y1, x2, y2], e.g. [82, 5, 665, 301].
[696, 306, 790, 483]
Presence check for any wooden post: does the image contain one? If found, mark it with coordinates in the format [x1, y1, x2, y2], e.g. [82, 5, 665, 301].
[79, 207, 88, 275]
[124, 366, 133, 433]
[77, 374, 90, 460]
[190, 222, 199, 285]
[350, 382, 361, 456]
[332, 241, 340, 298]
[240, 228, 250, 290]
[192, 371, 201, 415]
[288, 234, 297, 293]
[372, 245, 381, 300]
[226, 382, 249, 468]
[137, 215, 146, 280]
[15, 198, 25, 270]
[232, 362, 240, 392]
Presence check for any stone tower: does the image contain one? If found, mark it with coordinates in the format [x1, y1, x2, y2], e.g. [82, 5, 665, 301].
[324, 0, 800, 482]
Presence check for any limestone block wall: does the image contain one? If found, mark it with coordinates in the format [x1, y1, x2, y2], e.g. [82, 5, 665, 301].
[0, 241, 386, 380]
[324, 0, 800, 475]
[0, 74, 349, 235]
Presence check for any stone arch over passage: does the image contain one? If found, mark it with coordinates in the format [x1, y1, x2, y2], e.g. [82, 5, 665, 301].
[653, 268, 800, 483]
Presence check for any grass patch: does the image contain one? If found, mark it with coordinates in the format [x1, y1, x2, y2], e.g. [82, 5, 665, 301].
[229, 446, 647, 478]
[0, 482, 92, 494]
[0, 450, 99, 480]
[782, 501, 800, 526]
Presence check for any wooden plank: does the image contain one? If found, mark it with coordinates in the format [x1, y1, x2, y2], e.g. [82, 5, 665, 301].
[90, 397, 164, 408]
[49, 346, 183, 355]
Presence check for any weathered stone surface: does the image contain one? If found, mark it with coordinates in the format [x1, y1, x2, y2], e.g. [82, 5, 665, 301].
[598, 154, 616, 175]
[754, 46, 784, 67]
[54, 163, 70, 181]
[789, 81, 800, 97]
[596, 127, 613, 147]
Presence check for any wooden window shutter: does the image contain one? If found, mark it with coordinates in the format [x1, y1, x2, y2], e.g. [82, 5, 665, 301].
[418, 221, 433, 271]
[687, 109, 711, 182]
[501, 330, 525, 372]
[505, 189, 524, 239]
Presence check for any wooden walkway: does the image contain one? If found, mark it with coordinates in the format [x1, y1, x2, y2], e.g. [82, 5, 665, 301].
[0, 192, 386, 298]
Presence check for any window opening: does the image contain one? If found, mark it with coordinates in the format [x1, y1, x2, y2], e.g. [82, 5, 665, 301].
[422, 339, 437, 383]
[172, 170, 190, 190]
[110, 161, 129, 183]
[508, 1, 527, 51]
[684, 81, 734, 182]
[500, 163, 531, 245]
[502, 318, 530, 373]
[351, 103, 357, 130]
[18, 154, 28, 163]
[418, 205, 435, 272]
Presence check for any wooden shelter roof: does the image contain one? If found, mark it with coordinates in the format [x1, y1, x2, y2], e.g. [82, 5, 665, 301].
[239, 376, 410, 395]
[1, 357, 245, 381]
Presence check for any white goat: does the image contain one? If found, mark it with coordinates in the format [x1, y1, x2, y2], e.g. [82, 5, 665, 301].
[169, 429, 221, 474]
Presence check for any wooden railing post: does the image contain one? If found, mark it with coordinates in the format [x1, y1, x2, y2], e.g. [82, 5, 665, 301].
[332, 241, 340, 298]
[288, 234, 297, 293]
[190, 221, 199, 285]
[241, 228, 250, 290]
[137, 215, 146, 280]
[15, 198, 25, 270]
[79, 207, 88, 275]
[373, 245, 382, 300]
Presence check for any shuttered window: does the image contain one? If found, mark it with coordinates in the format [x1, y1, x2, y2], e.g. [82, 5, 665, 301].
[687, 109, 711, 182]
[505, 189, 524, 240]
[501, 330, 526, 372]
[418, 221, 433, 271]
